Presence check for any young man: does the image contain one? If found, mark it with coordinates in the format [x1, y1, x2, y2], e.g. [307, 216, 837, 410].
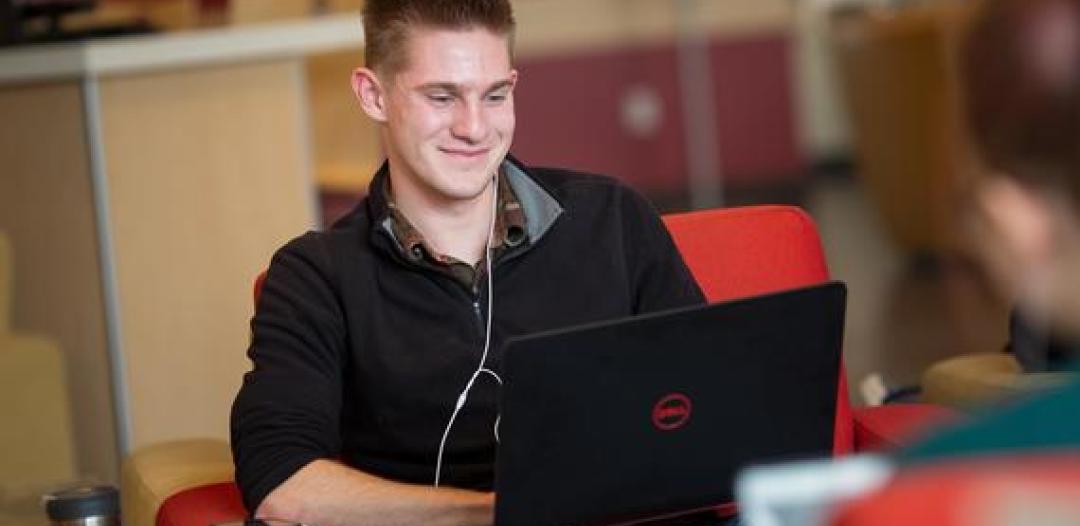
[230, 1, 704, 525]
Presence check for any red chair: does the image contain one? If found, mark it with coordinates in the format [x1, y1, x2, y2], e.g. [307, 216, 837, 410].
[662, 205, 954, 456]
[151, 205, 953, 526]
[830, 453, 1080, 525]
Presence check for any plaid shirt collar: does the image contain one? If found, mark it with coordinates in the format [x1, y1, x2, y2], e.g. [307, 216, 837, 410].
[384, 170, 527, 289]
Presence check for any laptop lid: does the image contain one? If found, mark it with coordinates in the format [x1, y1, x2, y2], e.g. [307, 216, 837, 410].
[494, 282, 846, 526]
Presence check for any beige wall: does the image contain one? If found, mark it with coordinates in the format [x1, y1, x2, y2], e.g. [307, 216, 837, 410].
[229, 0, 363, 25]
[307, 50, 382, 193]
[513, 0, 792, 57]
[97, 60, 316, 449]
[0, 81, 119, 483]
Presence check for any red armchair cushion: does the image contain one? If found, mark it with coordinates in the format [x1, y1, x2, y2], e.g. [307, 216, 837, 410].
[852, 404, 959, 451]
[157, 482, 247, 526]
[662, 206, 830, 302]
[831, 454, 1080, 526]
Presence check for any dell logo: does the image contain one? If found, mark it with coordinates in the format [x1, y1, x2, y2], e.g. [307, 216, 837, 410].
[652, 393, 692, 431]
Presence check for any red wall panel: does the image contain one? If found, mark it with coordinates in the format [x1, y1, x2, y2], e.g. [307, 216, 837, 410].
[709, 35, 804, 184]
[512, 33, 803, 195]
[513, 46, 688, 193]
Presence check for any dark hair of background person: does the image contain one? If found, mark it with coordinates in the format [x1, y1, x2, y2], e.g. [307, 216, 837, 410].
[964, 0, 1080, 372]
[962, 0, 1080, 201]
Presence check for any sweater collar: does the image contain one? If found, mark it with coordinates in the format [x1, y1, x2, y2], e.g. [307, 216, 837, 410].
[367, 156, 564, 252]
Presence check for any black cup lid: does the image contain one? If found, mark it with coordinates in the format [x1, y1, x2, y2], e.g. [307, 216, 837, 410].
[44, 485, 119, 520]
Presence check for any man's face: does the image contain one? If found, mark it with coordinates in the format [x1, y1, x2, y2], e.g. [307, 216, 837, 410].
[379, 27, 517, 205]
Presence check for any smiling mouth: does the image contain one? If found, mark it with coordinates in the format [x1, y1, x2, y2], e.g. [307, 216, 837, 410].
[440, 147, 490, 159]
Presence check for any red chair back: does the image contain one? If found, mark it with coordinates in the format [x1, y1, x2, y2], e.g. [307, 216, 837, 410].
[662, 205, 855, 455]
[253, 271, 268, 308]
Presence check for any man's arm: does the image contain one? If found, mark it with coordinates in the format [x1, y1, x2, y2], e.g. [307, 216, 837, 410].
[233, 235, 491, 525]
[256, 459, 493, 526]
[617, 186, 706, 312]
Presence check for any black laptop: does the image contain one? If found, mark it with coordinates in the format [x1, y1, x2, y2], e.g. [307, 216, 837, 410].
[493, 282, 847, 526]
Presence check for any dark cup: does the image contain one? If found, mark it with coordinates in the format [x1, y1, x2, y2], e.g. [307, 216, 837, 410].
[43, 485, 120, 526]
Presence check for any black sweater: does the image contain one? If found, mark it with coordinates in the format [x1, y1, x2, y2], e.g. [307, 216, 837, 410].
[230, 158, 705, 511]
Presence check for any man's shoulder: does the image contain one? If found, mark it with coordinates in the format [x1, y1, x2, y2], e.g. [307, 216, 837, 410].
[524, 164, 657, 216]
[525, 165, 623, 191]
[521, 164, 641, 208]
[272, 201, 373, 265]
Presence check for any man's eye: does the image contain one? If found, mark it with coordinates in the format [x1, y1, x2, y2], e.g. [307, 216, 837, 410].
[428, 94, 453, 104]
[486, 93, 508, 104]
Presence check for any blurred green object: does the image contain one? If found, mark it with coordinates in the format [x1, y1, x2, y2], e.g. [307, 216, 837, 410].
[901, 375, 1080, 464]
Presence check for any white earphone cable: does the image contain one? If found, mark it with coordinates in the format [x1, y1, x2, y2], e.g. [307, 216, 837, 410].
[434, 174, 500, 487]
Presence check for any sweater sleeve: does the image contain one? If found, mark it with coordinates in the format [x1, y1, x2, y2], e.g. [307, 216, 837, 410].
[230, 232, 346, 512]
[618, 186, 706, 313]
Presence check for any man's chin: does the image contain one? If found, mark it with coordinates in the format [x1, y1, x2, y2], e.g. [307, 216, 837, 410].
[442, 162, 501, 183]
[422, 172, 496, 202]
[442, 154, 499, 173]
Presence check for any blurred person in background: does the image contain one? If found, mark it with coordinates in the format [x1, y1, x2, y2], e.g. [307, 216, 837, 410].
[986, 0, 1080, 375]
[229, 0, 705, 525]
[897, 0, 1080, 467]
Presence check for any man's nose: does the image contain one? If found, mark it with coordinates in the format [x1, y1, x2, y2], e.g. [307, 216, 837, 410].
[450, 101, 488, 143]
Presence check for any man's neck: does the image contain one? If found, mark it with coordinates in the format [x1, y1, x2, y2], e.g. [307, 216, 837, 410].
[388, 171, 496, 265]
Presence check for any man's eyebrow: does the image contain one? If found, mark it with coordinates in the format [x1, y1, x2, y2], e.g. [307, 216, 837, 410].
[414, 79, 514, 94]
[484, 79, 515, 93]
[416, 82, 461, 93]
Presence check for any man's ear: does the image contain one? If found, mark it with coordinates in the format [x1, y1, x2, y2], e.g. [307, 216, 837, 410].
[352, 67, 388, 123]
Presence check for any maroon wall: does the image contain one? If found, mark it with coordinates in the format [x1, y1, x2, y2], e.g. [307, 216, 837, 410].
[512, 33, 803, 197]
[710, 35, 803, 184]
[513, 44, 689, 194]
